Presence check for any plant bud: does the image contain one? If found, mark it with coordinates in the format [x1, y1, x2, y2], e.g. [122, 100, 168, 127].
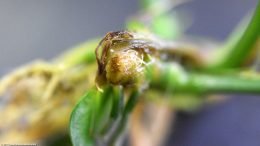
[105, 50, 144, 85]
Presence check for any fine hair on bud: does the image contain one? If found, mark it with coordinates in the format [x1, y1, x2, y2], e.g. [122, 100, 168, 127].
[105, 49, 145, 85]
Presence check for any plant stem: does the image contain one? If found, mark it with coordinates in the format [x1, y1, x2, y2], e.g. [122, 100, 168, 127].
[148, 63, 260, 94]
[54, 39, 99, 68]
[106, 90, 140, 146]
[210, 1, 260, 69]
[189, 73, 260, 94]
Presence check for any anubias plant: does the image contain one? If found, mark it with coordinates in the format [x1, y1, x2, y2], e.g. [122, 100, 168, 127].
[0, 0, 259, 146]
[69, 1, 260, 146]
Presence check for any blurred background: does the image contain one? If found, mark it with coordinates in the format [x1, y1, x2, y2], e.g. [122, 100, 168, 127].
[0, 0, 259, 146]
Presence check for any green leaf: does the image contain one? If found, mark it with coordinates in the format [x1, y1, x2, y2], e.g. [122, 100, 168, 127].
[210, 1, 260, 69]
[69, 90, 98, 146]
[140, 0, 158, 11]
[94, 87, 114, 133]
[70, 87, 123, 146]
[151, 14, 181, 39]
[126, 20, 147, 32]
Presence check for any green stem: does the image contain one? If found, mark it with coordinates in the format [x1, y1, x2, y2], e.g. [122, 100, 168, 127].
[106, 115, 127, 146]
[210, 1, 260, 69]
[54, 39, 99, 68]
[189, 73, 260, 94]
[148, 63, 260, 94]
[107, 90, 140, 146]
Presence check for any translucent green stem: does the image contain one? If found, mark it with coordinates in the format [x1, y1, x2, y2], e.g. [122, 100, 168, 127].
[189, 74, 260, 94]
[148, 63, 260, 94]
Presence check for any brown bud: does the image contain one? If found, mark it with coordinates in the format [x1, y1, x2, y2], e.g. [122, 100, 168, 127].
[105, 50, 144, 85]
